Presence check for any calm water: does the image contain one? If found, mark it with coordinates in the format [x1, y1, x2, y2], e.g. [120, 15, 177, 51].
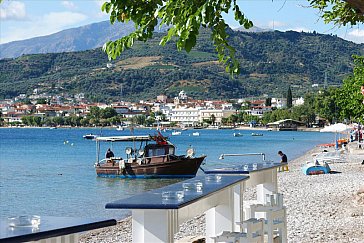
[0, 128, 334, 219]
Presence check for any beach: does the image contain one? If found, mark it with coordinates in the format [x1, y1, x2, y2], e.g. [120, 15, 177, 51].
[79, 142, 364, 243]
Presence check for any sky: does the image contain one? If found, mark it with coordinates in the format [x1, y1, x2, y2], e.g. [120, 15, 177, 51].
[0, 0, 363, 45]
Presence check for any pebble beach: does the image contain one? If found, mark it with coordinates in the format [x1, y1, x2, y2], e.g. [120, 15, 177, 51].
[79, 143, 364, 243]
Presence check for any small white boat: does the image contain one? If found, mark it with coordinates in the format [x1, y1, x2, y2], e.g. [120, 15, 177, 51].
[192, 132, 200, 136]
[116, 125, 124, 131]
[251, 133, 263, 136]
[171, 131, 182, 136]
[233, 133, 243, 137]
[83, 134, 98, 140]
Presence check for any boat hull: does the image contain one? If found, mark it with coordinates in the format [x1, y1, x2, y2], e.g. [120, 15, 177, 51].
[96, 156, 206, 178]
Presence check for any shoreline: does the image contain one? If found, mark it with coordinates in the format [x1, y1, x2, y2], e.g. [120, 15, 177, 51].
[79, 143, 364, 243]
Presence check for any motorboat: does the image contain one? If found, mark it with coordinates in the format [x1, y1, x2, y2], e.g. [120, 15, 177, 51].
[83, 133, 98, 140]
[116, 125, 124, 131]
[233, 132, 243, 137]
[251, 133, 263, 136]
[192, 132, 200, 136]
[171, 131, 182, 136]
[94, 133, 206, 178]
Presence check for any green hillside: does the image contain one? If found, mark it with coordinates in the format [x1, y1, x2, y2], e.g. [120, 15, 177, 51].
[0, 29, 363, 101]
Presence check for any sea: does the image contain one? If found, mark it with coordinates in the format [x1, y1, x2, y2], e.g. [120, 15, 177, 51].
[0, 128, 334, 220]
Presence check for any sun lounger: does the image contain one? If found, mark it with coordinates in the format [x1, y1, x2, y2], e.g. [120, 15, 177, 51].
[314, 150, 347, 163]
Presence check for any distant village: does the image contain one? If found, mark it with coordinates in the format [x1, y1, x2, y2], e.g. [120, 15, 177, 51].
[0, 89, 306, 128]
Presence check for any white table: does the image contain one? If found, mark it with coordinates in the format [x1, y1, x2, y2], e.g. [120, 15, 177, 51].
[204, 162, 284, 204]
[105, 175, 249, 243]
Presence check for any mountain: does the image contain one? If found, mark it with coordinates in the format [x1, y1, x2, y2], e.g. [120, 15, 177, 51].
[0, 29, 363, 101]
[0, 20, 169, 59]
[233, 26, 272, 32]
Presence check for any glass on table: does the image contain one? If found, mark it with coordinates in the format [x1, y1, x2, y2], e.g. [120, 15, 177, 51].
[205, 174, 222, 183]
[162, 191, 184, 200]
[182, 181, 203, 192]
[8, 215, 40, 228]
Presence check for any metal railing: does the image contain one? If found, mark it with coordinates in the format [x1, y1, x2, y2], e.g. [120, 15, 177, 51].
[219, 153, 266, 161]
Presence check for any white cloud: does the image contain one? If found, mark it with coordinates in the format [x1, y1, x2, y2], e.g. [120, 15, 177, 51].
[343, 29, 364, 44]
[0, 11, 87, 44]
[0, 1, 26, 21]
[288, 27, 310, 32]
[61, 1, 76, 10]
[348, 29, 364, 38]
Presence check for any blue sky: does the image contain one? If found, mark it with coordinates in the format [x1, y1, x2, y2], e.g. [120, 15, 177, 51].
[0, 0, 363, 44]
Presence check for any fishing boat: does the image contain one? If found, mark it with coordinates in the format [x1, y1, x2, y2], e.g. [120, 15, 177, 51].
[94, 133, 206, 178]
[83, 133, 98, 140]
[251, 133, 263, 136]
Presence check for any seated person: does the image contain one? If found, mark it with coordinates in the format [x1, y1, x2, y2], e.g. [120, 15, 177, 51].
[105, 148, 115, 162]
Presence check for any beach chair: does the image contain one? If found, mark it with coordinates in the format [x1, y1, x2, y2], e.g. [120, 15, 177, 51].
[212, 218, 264, 243]
[246, 205, 287, 243]
[244, 193, 287, 243]
[314, 150, 347, 163]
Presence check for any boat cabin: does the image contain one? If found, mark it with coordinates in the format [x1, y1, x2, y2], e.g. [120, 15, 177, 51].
[143, 144, 176, 164]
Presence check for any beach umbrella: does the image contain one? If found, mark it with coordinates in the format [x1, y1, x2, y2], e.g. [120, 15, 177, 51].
[320, 123, 350, 149]
[320, 123, 349, 133]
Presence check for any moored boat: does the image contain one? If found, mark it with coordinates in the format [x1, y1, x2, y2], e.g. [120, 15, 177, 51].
[251, 133, 263, 136]
[83, 133, 98, 139]
[94, 133, 206, 178]
[171, 131, 182, 136]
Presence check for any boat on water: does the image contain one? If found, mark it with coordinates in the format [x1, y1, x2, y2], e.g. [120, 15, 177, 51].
[94, 133, 206, 178]
[251, 133, 263, 136]
[83, 133, 98, 140]
[116, 125, 124, 131]
[171, 131, 182, 136]
[192, 132, 200, 136]
[233, 132, 243, 137]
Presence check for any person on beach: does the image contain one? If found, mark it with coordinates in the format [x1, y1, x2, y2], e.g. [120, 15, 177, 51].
[105, 148, 114, 159]
[278, 151, 289, 172]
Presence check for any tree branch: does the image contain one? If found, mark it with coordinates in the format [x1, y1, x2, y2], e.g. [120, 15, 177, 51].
[345, 0, 364, 15]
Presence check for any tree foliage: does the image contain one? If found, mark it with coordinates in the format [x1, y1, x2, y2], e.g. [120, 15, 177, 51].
[335, 55, 364, 122]
[101, 0, 253, 75]
[309, 0, 364, 26]
[101, 0, 363, 75]
[286, 86, 292, 109]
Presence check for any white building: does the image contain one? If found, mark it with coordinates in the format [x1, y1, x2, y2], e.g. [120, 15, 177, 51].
[293, 97, 304, 106]
[271, 98, 287, 109]
[170, 107, 201, 126]
[199, 109, 236, 125]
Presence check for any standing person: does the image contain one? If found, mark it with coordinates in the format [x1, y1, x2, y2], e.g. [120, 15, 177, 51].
[278, 151, 289, 172]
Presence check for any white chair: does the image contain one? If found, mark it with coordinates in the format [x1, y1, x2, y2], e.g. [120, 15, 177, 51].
[247, 204, 287, 243]
[213, 218, 264, 243]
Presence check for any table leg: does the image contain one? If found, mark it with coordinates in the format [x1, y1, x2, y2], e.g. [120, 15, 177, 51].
[256, 169, 278, 204]
[132, 209, 178, 243]
[205, 183, 243, 243]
